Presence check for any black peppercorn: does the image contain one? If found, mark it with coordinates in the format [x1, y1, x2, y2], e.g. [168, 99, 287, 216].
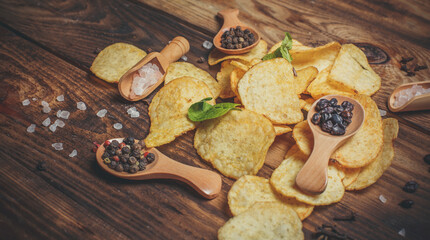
[146, 153, 156, 163]
[129, 165, 139, 174]
[399, 200, 414, 209]
[122, 146, 131, 155]
[402, 181, 418, 193]
[115, 164, 124, 172]
[123, 163, 130, 172]
[124, 137, 135, 146]
[111, 140, 120, 148]
[102, 152, 110, 159]
[128, 156, 137, 165]
[424, 154, 430, 165]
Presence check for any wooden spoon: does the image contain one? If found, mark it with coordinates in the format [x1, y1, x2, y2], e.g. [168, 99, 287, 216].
[295, 95, 365, 194]
[213, 8, 261, 54]
[388, 81, 430, 112]
[118, 36, 190, 101]
[96, 138, 222, 199]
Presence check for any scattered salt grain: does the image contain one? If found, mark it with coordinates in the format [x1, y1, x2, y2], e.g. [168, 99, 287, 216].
[113, 123, 123, 130]
[97, 109, 108, 118]
[132, 63, 162, 96]
[398, 228, 406, 237]
[379, 194, 387, 203]
[59, 110, 70, 119]
[127, 107, 137, 115]
[55, 119, 65, 128]
[130, 111, 140, 118]
[181, 55, 188, 61]
[52, 143, 63, 151]
[379, 109, 387, 116]
[32, 97, 37, 101]
[57, 110, 62, 118]
[393, 84, 430, 107]
[42, 117, 51, 127]
[69, 149, 77, 158]
[77, 101, 87, 111]
[22, 99, 30, 106]
[42, 106, 51, 113]
[202, 40, 213, 49]
[27, 124, 36, 133]
[56, 95, 64, 102]
[41, 101, 49, 107]
[49, 123, 57, 132]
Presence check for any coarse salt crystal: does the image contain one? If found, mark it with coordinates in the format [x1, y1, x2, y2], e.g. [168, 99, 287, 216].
[41, 101, 49, 107]
[55, 119, 65, 128]
[57, 110, 62, 118]
[42, 106, 51, 113]
[49, 123, 57, 132]
[97, 109, 107, 118]
[393, 84, 430, 107]
[56, 95, 64, 102]
[59, 111, 70, 119]
[22, 99, 30, 106]
[52, 143, 63, 150]
[202, 40, 213, 49]
[77, 101, 87, 111]
[181, 55, 188, 61]
[42, 117, 51, 127]
[69, 149, 77, 157]
[113, 123, 123, 130]
[132, 63, 162, 96]
[32, 97, 37, 101]
[27, 124, 36, 133]
[398, 228, 405, 237]
[130, 111, 140, 118]
[127, 107, 137, 115]
[379, 194, 387, 203]
[379, 109, 387, 116]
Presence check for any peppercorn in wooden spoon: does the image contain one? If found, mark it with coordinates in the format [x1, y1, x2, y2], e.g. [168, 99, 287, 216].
[96, 138, 222, 199]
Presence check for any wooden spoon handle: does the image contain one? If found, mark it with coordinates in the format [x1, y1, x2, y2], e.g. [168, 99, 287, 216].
[217, 8, 242, 29]
[159, 36, 190, 64]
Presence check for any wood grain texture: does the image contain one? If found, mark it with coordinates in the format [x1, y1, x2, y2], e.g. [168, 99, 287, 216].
[0, 0, 429, 239]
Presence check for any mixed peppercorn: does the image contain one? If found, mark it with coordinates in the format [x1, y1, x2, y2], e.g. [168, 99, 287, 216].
[101, 137, 155, 174]
[220, 26, 256, 49]
[311, 98, 354, 136]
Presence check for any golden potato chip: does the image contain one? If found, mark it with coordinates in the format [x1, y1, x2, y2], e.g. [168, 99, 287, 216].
[250, 58, 262, 66]
[306, 68, 354, 99]
[144, 77, 214, 148]
[90, 43, 147, 83]
[194, 109, 275, 179]
[230, 60, 250, 71]
[346, 118, 399, 190]
[274, 125, 293, 136]
[230, 68, 246, 98]
[218, 202, 304, 240]
[293, 95, 383, 168]
[228, 175, 313, 220]
[238, 58, 303, 124]
[299, 97, 315, 112]
[217, 61, 237, 99]
[268, 39, 312, 54]
[328, 44, 381, 95]
[208, 40, 268, 65]
[163, 62, 221, 98]
[295, 66, 318, 95]
[270, 145, 345, 205]
[338, 166, 361, 187]
[291, 42, 341, 72]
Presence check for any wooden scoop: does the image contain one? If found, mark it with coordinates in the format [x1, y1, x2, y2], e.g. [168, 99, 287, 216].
[295, 95, 365, 194]
[213, 8, 261, 54]
[96, 138, 222, 199]
[118, 36, 190, 101]
[388, 81, 430, 112]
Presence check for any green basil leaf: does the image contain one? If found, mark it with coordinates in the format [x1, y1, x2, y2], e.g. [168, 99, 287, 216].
[188, 98, 241, 122]
[262, 32, 293, 62]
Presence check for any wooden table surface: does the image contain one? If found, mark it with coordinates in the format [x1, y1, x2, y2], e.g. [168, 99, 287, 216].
[0, 0, 429, 239]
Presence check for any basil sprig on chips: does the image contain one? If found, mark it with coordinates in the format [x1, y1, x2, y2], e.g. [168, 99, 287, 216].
[188, 97, 241, 122]
[262, 32, 293, 62]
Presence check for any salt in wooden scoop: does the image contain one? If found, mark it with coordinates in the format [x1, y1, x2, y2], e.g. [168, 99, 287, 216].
[213, 8, 261, 54]
[295, 95, 365, 194]
[388, 81, 430, 112]
[96, 138, 222, 199]
[118, 36, 190, 101]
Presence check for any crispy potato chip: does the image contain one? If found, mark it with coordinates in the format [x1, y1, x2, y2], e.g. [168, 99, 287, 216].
[238, 58, 303, 124]
[218, 202, 304, 240]
[291, 42, 341, 72]
[268, 39, 312, 54]
[230, 68, 246, 98]
[228, 175, 313, 220]
[299, 97, 315, 112]
[194, 109, 275, 179]
[295, 66, 318, 95]
[274, 125, 293, 136]
[329, 44, 381, 95]
[346, 118, 399, 190]
[293, 95, 383, 168]
[230, 60, 250, 71]
[144, 77, 214, 148]
[250, 58, 262, 66]
[306, 68, 354, 99]
[90, 43, 147, 83]
[270, 145, 345, 205]
[163, 62, 221, 98]
[208, 40, 268, 65]
[338, 166, 361, 187]
[217, 61, 237, 99]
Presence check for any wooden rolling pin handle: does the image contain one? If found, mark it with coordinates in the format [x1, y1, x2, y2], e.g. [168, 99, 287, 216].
[159, 36, 190, 64]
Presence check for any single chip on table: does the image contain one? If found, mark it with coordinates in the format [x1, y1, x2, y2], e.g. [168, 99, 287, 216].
[306, 68, 355, 99]
[208, 40, 268, 66]
[238, 58, 303, 124]
[328, 44, 381, 95]
[90, 43, 147, 83]
[295, 66, 318, 95]
[228, 175, 313, 220]
[270, 145, 345, 206]
[194, 109, 275, 179]
[144, 77, 214, 148]
[218, 202, 304, 240]
[163, 62, 221, 98]
[274, 125, 293, 136]
[217, 60, 238, 99]
[346, 118, 399, 190]
[291, 42, 341, 72]
[292, 95, 383, 168]
[230, 67, 246, 99]
[268, 39, 313, 55]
